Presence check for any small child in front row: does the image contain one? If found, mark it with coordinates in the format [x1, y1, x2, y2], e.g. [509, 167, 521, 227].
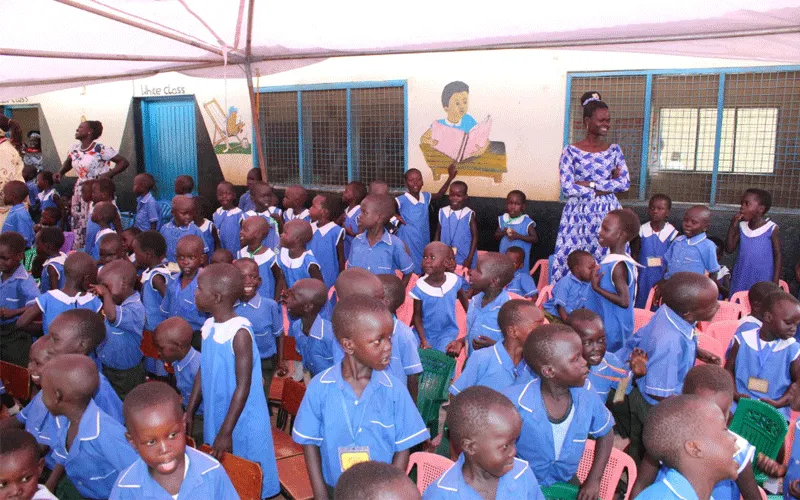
[110, 381, 237, 499]
[193, 195, 218, 264]
[36, 170, 61, 213]
[505, 247, 538, 299]
[0, 428, 58, 500]
[214, 181, 244, 253]
[2, 181, 34, 248]
[502, 324, 614, 498]
[495, 189, 538, 271]
[543, 250, 594, 323]
[284, 278, 341, 378]
[88, 201, 118, 261]
[436, 180, 477, 271]
[186, 263, 280, 498]
[450, 299, 541, 395]
[425, 386, 545, 500]
[662, 205, 720, 282]
[293, 295, 430, 498]
[728, 188, 781, 295]
[341, 180, 367, 260]
[238, 216, 282, 300]
[309, 193, 346, 289]
[159, 195, 207, 263]
[34, 226, 66, 292]
[739, 281, 781, 333]
[336, 461, 421, 500]
[160, 235, 210, 351]
[133, 172, 160, 232]
[633, 193, 677, 309]
[278, 219, 324, 292]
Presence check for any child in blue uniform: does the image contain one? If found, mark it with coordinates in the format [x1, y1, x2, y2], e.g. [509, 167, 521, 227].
[292, 295, 430, 497]
[85, 178, 121, 257]
[159, 195, 207, 263]
[22, 164, 39, 215]
[543, 250, 594, 322]
[436, 180, 477, 270]
[88, 201, 118, 261]
[34, 227, 66, 292]
[450, 299, 540, 395]
[242, 182, 282, 252]
[377, 274, 423, 395]
[36, 170, 61, 213]
[397, 166, 455, 275]
[738, 281, 781, 336]
[495, 190, 538, 270]
[336, 461, 421, 500]
[132, 230, 171, 377]
[309, 193, 346, 289]
[278, 219, 324, 291]
[662, 205, 720, 281]
[0, 428, 59, 500]
[505, 247, 538, 298]
[186, 263, 280, 498]
[502, 325, 614, 496]
[341, 181, 367, 259]
[725, 290, 800, 420]
[238, 168, 261, 213]
[193, 196, 218, 264]
[634, 194, 677, 309]
[133, 173, 160, 231]
[587, 208, 640, 353]
[213, 181, 244, 253]
[111, 381, 237, 500]
[727, 188, 782, 295]
[410, 242, 469, 353]
[282, 184, 311, 223]
[173, 175, 193, 197]
[285, 278, 342, 378]
[2, 181, 34, 248]
[237, 216, 282, 300]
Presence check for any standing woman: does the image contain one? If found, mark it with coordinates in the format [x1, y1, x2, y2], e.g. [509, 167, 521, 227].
[0, 116, 24, 228]
[54, 120, 129, 248]
[552, 92, 631, 282]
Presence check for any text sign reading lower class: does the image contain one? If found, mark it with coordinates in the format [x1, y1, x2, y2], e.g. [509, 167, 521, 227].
[139, 85, 188, 96]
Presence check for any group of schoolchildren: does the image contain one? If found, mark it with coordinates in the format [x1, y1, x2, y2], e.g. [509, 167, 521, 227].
[1, 159, 800, 500]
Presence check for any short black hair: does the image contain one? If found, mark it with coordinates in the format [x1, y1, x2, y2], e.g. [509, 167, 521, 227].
[505, 246, 525, 261]
[682, 364, 734, 396]
[135, 230, 167, 258]
[94, 177, 116, 197]
[317, 192, 343, 221]
[246, 168, 263, 181]
[0, 231, 26, 254]
[649, 193, 672, 210]
[136, 173, 155, 191]
[404, 168, 422, 180]
[748, 281, 781, 306]
[37, 170, 54, 188]
[123, 380, 182, 426]
[580, 91, 608, 120]
[661, 272, 717, 315]
[346, 181, 367, 204]
[567, 308, 603, 336]
[38, 226, 65, 250]
[42, 207, 62, 223]
[4, 180, 28, 202]
[335, 461, 417, 500]
[441, 81, 469, 107]
[85, 120, 103, 140]
[175, 175, 194, 191]
[523, 324, 577, 373]
[212, 248, 234, 264]
[63, 252, 96, 282]
[744, 188, 772, 213]
[643, 394, 713, 469]
[362, 194, 396, 221]
[447, 386, 516, 445]
[607, 208, 640, 240]
[567, 250, 593, 271]
[498, 299, 538, 334]
[198, 263, 243, 303]
[480, 252, 516, 288]
[377, 274, 405, 314]
[507, 189, 526, 203]
[0, 428, 38, 461]
[53, 309, 106, 350]
[763, 291, 800, 314]
[449, 180, 468, 194]
[193, 195, 212, 219]
[332, 294, 392, 341]
[92, 201, 118, 223]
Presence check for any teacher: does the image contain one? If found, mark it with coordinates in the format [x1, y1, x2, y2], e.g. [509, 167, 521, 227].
[0, 116, 24, 228]
[552, 92, 630, 282]
[54, 120, 129, 249]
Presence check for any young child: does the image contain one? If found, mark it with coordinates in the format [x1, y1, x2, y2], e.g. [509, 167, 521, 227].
[347, 194, 414, 287]
[396, 166, 455, 275]
[193, 195, 218, 263]
[425, 386, 545, 500]
[635, 395, 739, 500]
[85, 177, 122, 255]
[309, 193, 346, 289]
[284, 278, 341, 377]
[211, 248, 233, 264]
[159, 195, 207, 263]
[234, 258, 284, 399]
[634, 193, 677, 309]
[3, 337, 52, 445]
[450, 299, 541, 395]
[542, 250, 595, 323]
[409, 242, 469, 352]
[37, 207, 62, 233]
[242, 181, 282, 252]
[586, 208, 641, 353]
[662, 205, 721, 281]
[87, 200, 118, 261]
[505, 247, 538, 299]
[3, 181, 34, 247]
[435, 179, 477, 271]
[34, 226, 66, 293]
[495, 190, 538, 271]
[132, 230, 170, 335]
[97, 232, 125, 267]
[282, 184, 310, 222]
[22, 164, 40, 214]
[214, 180, 244, 253]
[173, 175, 194, 197]
[292, 295, 430, 497]
[739, 281, 781, 333]
[160, 235, 210, 351]
[336, 460, 421, 500]
[133, 172, 160, 231]
[726, 290, 800, 420]
[727, 188, 782, 295]
[120, 227, 140, 258]
[0, 428, 58, 500]
[341, 180, 367, 259]
[237, 216, 282, 300]
[238, 168, 262, 212]
[278, 219, 324, 290]
[377, 273, 423, 395]
[502, 324, 614, 496]
[110, 381, 237, 499]
[35, 170, 61, 213]
[186, 263, 280, 498]
[710, 236, 732, 299]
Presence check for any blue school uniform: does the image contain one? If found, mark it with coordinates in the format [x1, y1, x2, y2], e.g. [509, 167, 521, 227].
[3, 203, 34, 247]
[635, 222, 677, 308]
[588, 352, 632, 401]
[97, 292, 145, 370]
[278, 248, 321, 289]
[16, 392, 59, 470]
[238, 190, 254, 212]
[37, 188, 59, 211]
[89, 227, 116, 260]
[439, 206, 476, 268]
[284, 207, 311, 223]
[636, 468, 702, 500]
[213, 206, 244, 253]
[134, 192, 160, 231]
[708, 432, 755, 500]
[508, 268, 538, 298]
[35, 290, 101, 335]
[396, 192, 431, 275]
[236, 247, 278, 300]
[159, 221, 207, 263]
[730, 220, 778, 295]
[310, 221, 345, 289]
[173, 347, 201, 412]
[343, 204, 361, 259]
[0, 264, 39, 324]
[663, 232, 720, 279]
[732, 327, 800, 419]
[450, 342, 534, 395]
[140, 263, 171, 331]
[543, 273, 591, 318]
[466, 289, 511, 356]
[387, 317, 423, 386]
[423, 453, 545, 500]
[290, 315, 343, 376]
[200, 316, 280, 497]
[502, 378, 614, 486]
[347, 229, 415, 276]
[586, 254, 639, 353]
[292, 363, 430, 487]
[26, 180, 39, 208]
[235, 294, 283, 359]
[498, 213, 536, 270]
[160, 273, 210, 331]
[243, 207, 281, 251]
[196, 218, 215, 262]
[785, 420, 800, 500]
[38, 252, 66, 293]
[409, 273, 463, 353]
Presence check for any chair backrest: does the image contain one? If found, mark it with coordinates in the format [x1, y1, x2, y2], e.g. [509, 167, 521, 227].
[417, 349, 456, 438]
[406, 451, 455, 494]
[712, 300, 743, 322]
[643, 287, 656, 311]
[61, 231, 76, 253]
[456, 300, 467, 337]
[283, 336, 303, 362]
[0, 361, 31, 401]
[729, 398, 788, 461]
[535, 284, 554, 309]
[575, 438, 637, 500]
[784, 413, 799, 466]
[280, 378, 306, 417]
[695, 333, 725, 366]
[529, 258, 550, 292]
[730, 291, 751, 315]
[23, 248, 36, 272]
[199, 444, 263, 500]
[158, 200, 173, 225]
[703, 320, 738, 352]
[633, 308, 654, 333]
[140, 330, 160, 359]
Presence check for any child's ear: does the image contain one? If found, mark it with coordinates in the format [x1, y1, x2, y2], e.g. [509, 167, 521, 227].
[461, 437, 476, 457]
[125, 431, 135, 448]
[763, 310, 774, 324]
[55, 388, 64, 404]
[540, 364, 555, 379]
[684, 439, 702, 459]
[340, 336, 354, 354]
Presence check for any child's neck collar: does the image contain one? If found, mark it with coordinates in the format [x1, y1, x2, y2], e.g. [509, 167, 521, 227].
[481, 287, 501, 304]
[540, 378, 571, 399]
[759, 327, 778, 342]
[287, 246, 305, 258]
[461, 456, 500, 493]
[677, 463, 716, 500]
[212, 308, 236, 322]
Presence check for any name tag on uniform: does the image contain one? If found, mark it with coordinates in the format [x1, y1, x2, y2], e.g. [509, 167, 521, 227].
[747, 377, 769, 393]
[339, 446, 370, 472]
[646, 257, 663, 267]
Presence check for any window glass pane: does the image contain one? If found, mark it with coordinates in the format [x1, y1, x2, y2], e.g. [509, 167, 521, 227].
[658, 108, 697, 171]
[733, 108, 777, 174]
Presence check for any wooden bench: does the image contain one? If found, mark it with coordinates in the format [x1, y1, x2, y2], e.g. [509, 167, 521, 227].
[420, 141, 508, 183]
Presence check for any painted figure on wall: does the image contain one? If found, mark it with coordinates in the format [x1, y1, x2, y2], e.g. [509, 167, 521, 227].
[204, 99, 251, 154]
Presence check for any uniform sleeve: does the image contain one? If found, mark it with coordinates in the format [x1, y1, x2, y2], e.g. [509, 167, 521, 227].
[408, 284, 422, 301]
[587, 391, 615, 438]
[522, 466, 547, 500]
[393, 240, 415, 274]
[269, 301, 283, 336]
[159, 284, 173, 316]
[559, 148, 593, 199]
[552, 278, 570, 308]
[524, 215, 536, 232]
[595, 146, 630, 193]
[663, 240, 676, 268]
[520, 273, 538, 298]
[449, 352, 482, 395]
[213, 466, 241, 499]
[98, 431, 139, 472]
[399, 331, 422, 375]
[641, 336, 684, 400]
[20, 278, 40, 306]
[146, 201, 160, 224]
[392, 384, 430, 451]
[292, 381, 325, 445]
[701, 241, 721, 274]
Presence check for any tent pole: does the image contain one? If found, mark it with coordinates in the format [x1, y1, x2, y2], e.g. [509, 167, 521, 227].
[244, 0, 268, 184]
[0, 47, 218, 63]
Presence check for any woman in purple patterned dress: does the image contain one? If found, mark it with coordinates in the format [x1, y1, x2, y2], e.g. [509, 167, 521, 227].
[552, 92, 631, 282]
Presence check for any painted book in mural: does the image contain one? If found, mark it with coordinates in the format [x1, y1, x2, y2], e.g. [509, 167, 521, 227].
[430, 116, 492, 162]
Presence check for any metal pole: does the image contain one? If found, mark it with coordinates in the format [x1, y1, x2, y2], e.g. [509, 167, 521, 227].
[244, 0, 268, 183]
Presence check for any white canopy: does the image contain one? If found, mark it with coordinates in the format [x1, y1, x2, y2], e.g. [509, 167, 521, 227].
[3, 0, 800, 100]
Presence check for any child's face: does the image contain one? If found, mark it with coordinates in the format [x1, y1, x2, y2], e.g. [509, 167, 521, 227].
[0, 448, 42, 500]
[448, 184, 467, 210]
[133, 175, 148, 196]
[345, 311, 393, 371]
[125, 405, 186, 478]
[505, 194, 524, 218]
[549, 334, 590, 388]
[682, 207, 710, 238]
[174, 178, 191, 195]
[648, 198, 670, 224]
[342, 184, 357, 205]
[175, 243, 203, 277]
[91, 183, 112, 203]
[279, 225, 297, 249]
[0, 244, 22, 274]
[81, 183, 94, 203]
[28, 342, 51, 387]
[34, 233, 53, 258]
[40, 211, 58, 227]
[694, 403, 740, 482]
[405, 171, 423, 195]
[48, 326, 84, 357]
[252, 186, 271, 211]
[36, 173, 49, 192]
[132, 241, 155, 269]
[193, 273, 215, 313]
[468, 258, 493, 293]
[234, 262, 261, 302]
[282, 287, 307, 317]
[357, 200, 384, 233]
[22, 167, 36, 182]
[738, 192, 765, 222]
[121, 232, 136, 255]
[246, 170, 260, 189]
[39, 372, 62, 416]
[421, 245, 449, 277]
[597, 214, 624, 249]
[507, 251, 524, 271]
[571, 256, 596, 282]
[239, 218, 267, 249]
[309, 195, 326, 223]
[153, 332, 188, 364]
[576, 320, 606, 367]
[98, 241, 124, 266]
[466, 406, 521, 478]
[444, 91, 469, 124]
[1, 185, 16, 206]
[764, 300, 800, 340]
[172, 202, 195, 227]
[216, 184, 236, 209]
[283, 187, 302, 210]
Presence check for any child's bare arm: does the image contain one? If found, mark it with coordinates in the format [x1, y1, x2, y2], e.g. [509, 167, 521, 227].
[89, 283, 117, 323]
[273, 266, 286, 302]
[211, 226, 221, 251]
[725, 341, 749, 402]
[726, 212, 743, 254]
[392, 449, 411, 473]
[590, 262, 630, 308]
[579, 432, 613, 500]
[186, 369, 202, 433]
[755, 452, 786, 479]
[308, 264, 324, 284]
[407, 374, 419, 403]
[494, 226, 505, 241]
[771, 226, 783, 284]
[556, 304, 569, 323]
[629, 348, 648, 377]
[736, 464, 763, 500]
[630, 453, 659, 498]
[46, 266, 59, 291]
[412, 300, 430, 349]
[336, 237, 345, 273]
[766, 356, 800, 408]
[153, 273, 167, 297]
[14, 304, 41, 329]
[303, 445, 329, 500]
[431, 164, 457, 200]
[400, 272, 412, 290]
[466, 214, 478, 267]
[457, 290, 470, 314]
[211, 329, 253, 458]
[44, 464, 65, 493]
[434, 223, 441, 242]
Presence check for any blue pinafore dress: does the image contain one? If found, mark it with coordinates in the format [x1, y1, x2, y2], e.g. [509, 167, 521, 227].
[396, 192, 431, 275]
[635, 222, 677, 309]
[730, 220, 777, 295]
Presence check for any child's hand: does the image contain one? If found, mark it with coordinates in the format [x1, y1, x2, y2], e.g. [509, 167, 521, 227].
[419, 339, 431, 350]
[88, 283, 110, 299]
[578, 477, 602, 500]
[695, 348, 721, 365]
[789, 479, 800, 498]
[472, 336, 496, 351]
[0, 308, 7, 320]
[211, 431, 233, 459]
[756, 452, 787, 477]
[732, 212, 744, 224]
[760, 397, 785, 408]
[589, 266, 603, 289]
[505, 229, 519, 241]
[447, 163, 458, 178]
[629, 348, 648, 377]
[277, 360, 290, 377]
[445, 338, 465, 358]
[652, 285, 663, 307]
[394, 214, 406, 226]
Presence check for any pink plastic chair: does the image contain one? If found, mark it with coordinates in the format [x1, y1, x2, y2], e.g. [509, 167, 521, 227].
[699, 301, 743, 331]
[576, 439, 637, 500]
[454, 346, 467, 380]
[535, 284, 553, 309]
[529, 258, 549, 292]
[730, 291, 751, 315]
[406, 452, 455, 494]
[643, 287, 656, 311]
[695, 333, 725, 366]
[60, 231, 75, 253]
[634, 308, 654, 333]
[703, 320, 739, 353]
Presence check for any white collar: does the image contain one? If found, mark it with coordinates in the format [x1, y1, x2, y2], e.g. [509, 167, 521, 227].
[441, 206, 473, 219]
[238, 247, 276, 265]
[286, 208, 309, 220]
[639, 222, 677, 242]
[740, 220, 776, 238]
[201, 316, 252, 344]
[49, 289, 97, 306]
[415, 273, 459, 297]
[279, 247, 312, 268]
[312, 221, 339, 237]
[346, 205, 360, 218]
[403, 192, 425, 205]
[739, 315, 763, 328]
[216, 206, 242, 216]
[44, 252, 67, 266]
[95, 227, 115, 242]
[740, 328, 796, 353]
[600, 253, 642, 268]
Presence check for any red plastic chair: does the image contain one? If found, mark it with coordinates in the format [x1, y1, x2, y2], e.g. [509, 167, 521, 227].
[535, 284, 553, 309]
[695, 333, 725, 366]
[634, 308, 654, 333]
[277, 378, 306, 434]
[576, 439, 637, 500]
[277, 454, 313, 500]
[0, 361, 30, 401]
[406, 451, 455, 494]
[529, 258, 550, 292]
[730, 291, 751, 315]
[643, 287, 657, 311]
[703, 320, 739, 353]
[699, 301, 743, 331]
[283, 336, 303, 363]
[784, 412, 799, 467]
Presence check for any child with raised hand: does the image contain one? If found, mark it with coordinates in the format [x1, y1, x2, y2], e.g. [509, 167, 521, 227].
[160, 235, 210, 351]
[173, 175, 194, 197]
[242, 181, 282, 251]
[396, 166, 456, 276]
[284, 278, 342, 378]
[234, 257, 284, 399]
[740, 281, 781, 332]
[193, 195, 218, 263]
[238, 167, 262, 212]
[36, 170, 61, 214]
[727, 188, 782, 294]
[159, 195, 207, 263]
[238, 216, 283, 300]
[88, 200, 119, 261]
[425, 386, 545, 500]
[278, 219, 324, 290]
[41, 354, 138, 498]
[309, 192, 346, 289]
[435, 179, 477, 271]
[662, 205, 720, 283]
[133, 172, 160, 231]
[97, 232, 125, 267]
[2, 180, 34, 248]
[502, 324, 614, 499]
[495, 190, 538, 271]
[292, 295, 430, 499]
[34, 228, 65, 294]
[186, 263, 280, 498]
[505, 247, 538, 299]
[633, 193, 677, 308]
[726, 290, 800, 419]
[110, 381, 237, 499]
[341, 180, 367, 259]
[450, 299, 541, 395]
[213, 180, 244, 253]
[336, 461, 421, 500]
[0, 428, 58, 500]
[282, 184, 311, 222]
[543, 250, 594, 323]
[410, 242, 469, 352]
[636, 395, 739, 500]
[119, 227, 140, 261]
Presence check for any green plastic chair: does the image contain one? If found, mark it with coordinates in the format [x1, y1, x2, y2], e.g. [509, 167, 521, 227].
[23, 248, 37, 272]
[541, 482, 579, 500]
[729, 398, 788, 485]
[416, 349, 455, 439]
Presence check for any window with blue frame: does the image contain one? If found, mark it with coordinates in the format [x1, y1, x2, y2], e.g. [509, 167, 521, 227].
[565, 68, 800, 209]
[257, 81, 407, 189]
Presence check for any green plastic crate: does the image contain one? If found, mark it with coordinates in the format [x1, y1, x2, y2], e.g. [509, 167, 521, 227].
[541, 482, 579, 500]
[416, 348, 455, 439]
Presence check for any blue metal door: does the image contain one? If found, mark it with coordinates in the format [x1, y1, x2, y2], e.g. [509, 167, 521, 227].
[141, 98, 197, 198]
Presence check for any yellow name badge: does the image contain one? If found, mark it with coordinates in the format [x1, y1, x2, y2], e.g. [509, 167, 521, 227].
[646, 257, 663, 267]
[747, 377, 769, 394]
[339, 446, 370, 472]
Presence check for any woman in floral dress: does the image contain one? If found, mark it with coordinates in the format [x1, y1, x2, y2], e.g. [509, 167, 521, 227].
[551, 92, 630, 282]
[0, 116, 24, 228]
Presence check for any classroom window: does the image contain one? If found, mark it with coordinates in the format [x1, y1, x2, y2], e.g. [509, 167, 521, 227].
[257, 82, 407, 189]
